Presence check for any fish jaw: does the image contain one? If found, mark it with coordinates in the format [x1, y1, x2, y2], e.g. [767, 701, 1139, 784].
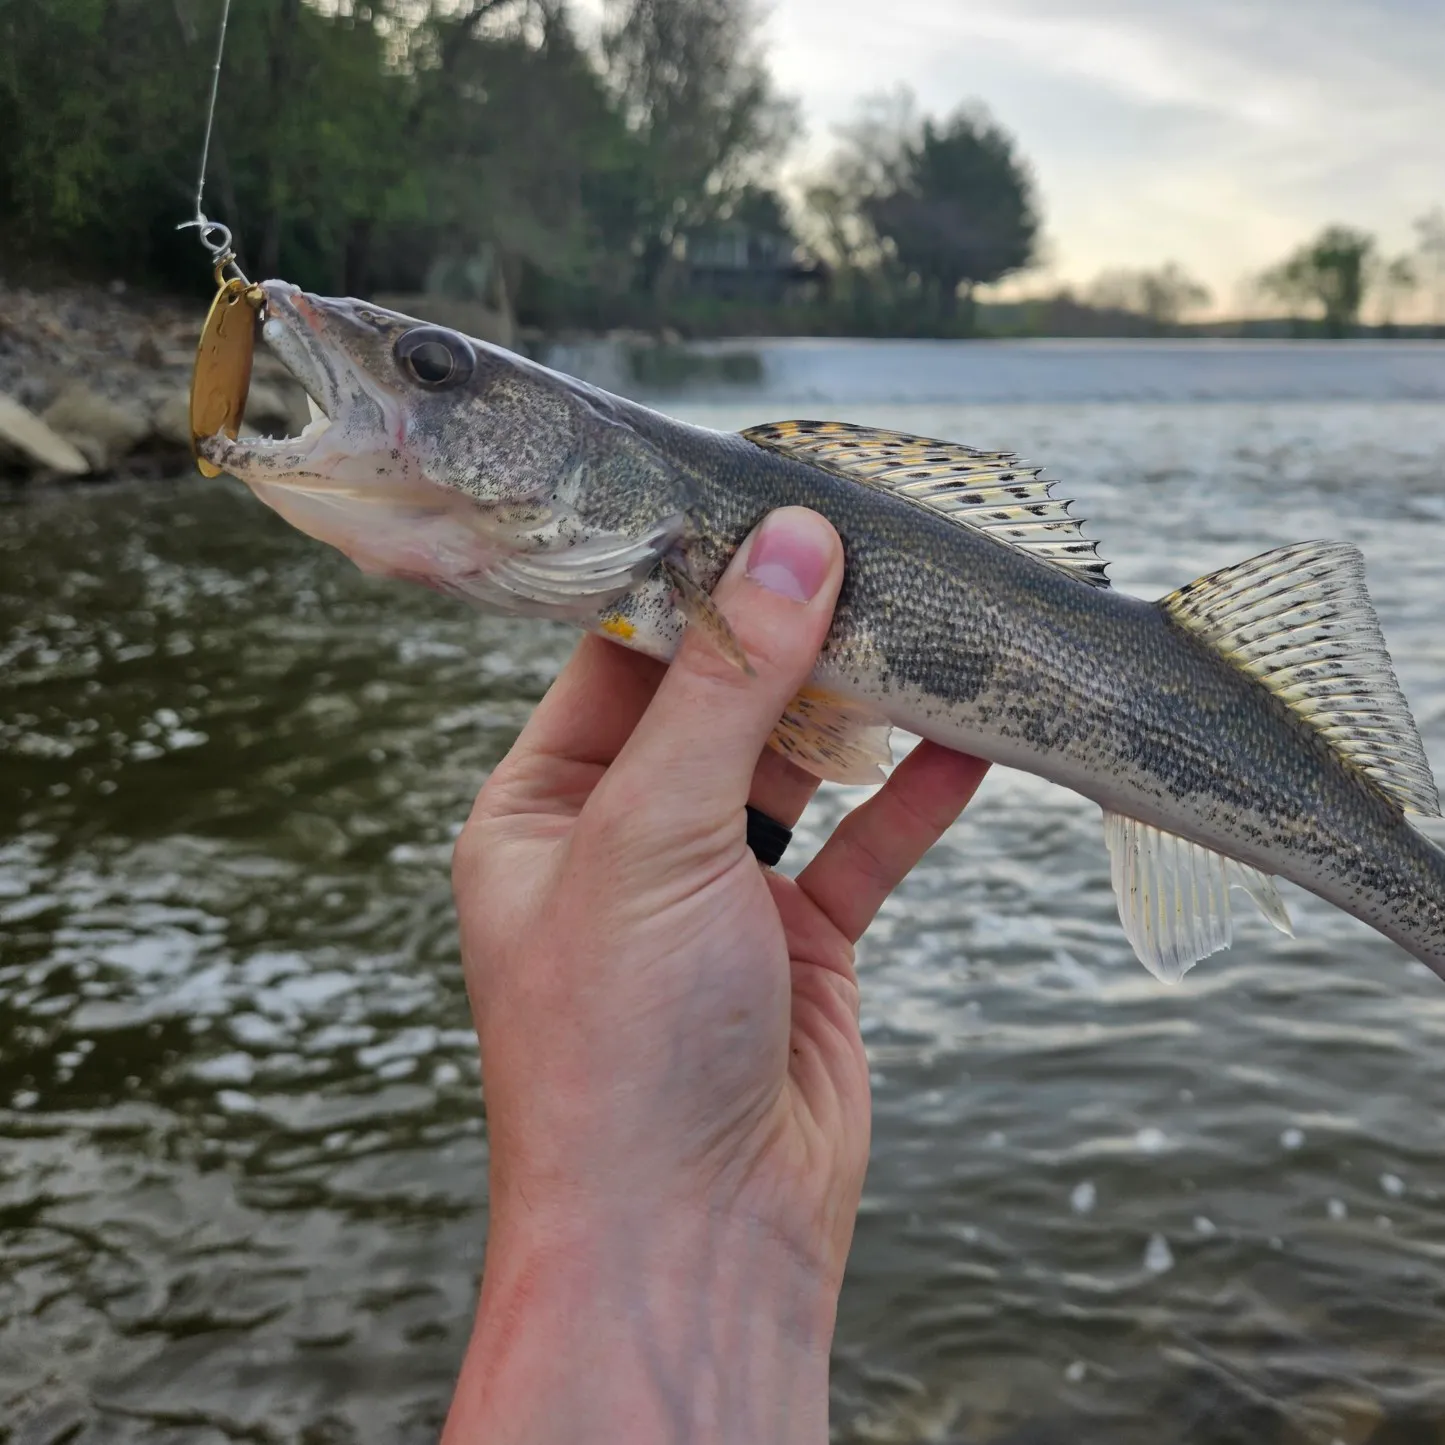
[198, 280, 413, 495]
[198, 281, 512, 587]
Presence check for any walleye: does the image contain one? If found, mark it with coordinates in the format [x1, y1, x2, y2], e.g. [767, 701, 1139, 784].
[201, 282, 1445, 985]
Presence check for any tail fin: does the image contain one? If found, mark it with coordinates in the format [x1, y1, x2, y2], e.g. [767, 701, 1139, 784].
[1103, 540, 1439, 984]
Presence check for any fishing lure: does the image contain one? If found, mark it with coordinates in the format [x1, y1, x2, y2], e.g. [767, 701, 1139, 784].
[188, 227, 263, 478]
[178, 0, 263, 476]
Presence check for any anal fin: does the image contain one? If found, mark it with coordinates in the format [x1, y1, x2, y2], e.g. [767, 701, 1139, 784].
[1102, 811, 1293, 984]
[768, 685, 894, 785]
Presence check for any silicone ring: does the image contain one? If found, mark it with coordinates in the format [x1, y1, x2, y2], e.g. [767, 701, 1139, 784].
[745, 805, 792, 867]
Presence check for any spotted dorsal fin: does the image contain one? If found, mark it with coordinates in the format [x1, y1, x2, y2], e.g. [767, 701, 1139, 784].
[1162, 541, 1440, 816]
[741, 419, 1109, 588]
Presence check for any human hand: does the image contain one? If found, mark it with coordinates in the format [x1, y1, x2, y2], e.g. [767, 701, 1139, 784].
[445, 507, 990, 1444]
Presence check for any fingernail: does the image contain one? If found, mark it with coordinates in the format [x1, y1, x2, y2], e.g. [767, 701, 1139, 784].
[746, 509, 833, 602]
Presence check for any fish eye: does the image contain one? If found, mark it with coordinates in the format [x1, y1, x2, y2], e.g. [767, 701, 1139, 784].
[394, 327, 475, 390]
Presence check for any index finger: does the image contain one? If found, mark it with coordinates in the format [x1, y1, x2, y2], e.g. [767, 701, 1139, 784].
[797, 742, 990, 943]
[481, 635, 665, 814]
[518, 635, 665, 767]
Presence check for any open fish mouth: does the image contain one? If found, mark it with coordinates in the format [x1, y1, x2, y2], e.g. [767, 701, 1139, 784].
[215, 280, 402, 480]
[199, 282, 523, 588]
[258, 283, 342, 443]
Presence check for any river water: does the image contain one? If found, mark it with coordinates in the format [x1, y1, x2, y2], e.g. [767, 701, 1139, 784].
[4, 339, 1445, 1443]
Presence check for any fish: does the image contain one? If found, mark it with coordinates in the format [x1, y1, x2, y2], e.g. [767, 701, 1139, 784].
[199, 280, 1445, 985]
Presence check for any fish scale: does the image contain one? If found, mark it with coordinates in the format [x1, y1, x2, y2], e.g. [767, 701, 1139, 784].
[199, 282, 1445, 985]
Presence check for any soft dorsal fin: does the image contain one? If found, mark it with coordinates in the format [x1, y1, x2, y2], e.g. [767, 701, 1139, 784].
[1162, 541, 1440, 816]
[741, 420, 1110, 588]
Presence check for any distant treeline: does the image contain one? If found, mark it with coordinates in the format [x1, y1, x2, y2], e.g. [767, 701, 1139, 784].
[0, 0, 1041, 334]
[1, 1, 1441, 339]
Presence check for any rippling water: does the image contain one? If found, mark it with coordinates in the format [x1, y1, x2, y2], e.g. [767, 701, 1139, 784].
[4, 340, 1445, 1443]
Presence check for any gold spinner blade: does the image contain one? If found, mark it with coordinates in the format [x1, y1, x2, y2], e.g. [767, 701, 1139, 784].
[190, 277, 263, 477]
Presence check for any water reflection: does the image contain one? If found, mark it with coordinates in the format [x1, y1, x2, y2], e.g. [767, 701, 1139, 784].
[4, 342, 1445, 1441]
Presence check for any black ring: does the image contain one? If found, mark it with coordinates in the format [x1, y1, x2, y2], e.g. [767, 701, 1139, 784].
[745, 805, 792, 867]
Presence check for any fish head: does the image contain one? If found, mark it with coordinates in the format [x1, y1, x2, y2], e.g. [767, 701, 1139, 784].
[198, 282, 589, 593]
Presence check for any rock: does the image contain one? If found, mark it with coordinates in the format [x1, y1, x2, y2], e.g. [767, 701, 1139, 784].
[151, 388, 193, 449]
[41, 384, 150, 470]
[243, 379, 307, 437]
[0, 392, 90, 476]
[244, 380, 291, 427]
[133, 333, 166, 368]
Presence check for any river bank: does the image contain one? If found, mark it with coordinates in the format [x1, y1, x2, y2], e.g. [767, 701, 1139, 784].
[6, 279, 1445, 486]
[0, 281, 313, 484]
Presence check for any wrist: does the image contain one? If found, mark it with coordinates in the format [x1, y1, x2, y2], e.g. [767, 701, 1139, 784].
[445, 1201, 838, 1445]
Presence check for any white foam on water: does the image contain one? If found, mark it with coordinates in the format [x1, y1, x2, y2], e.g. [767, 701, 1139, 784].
[1144, 1234, 1175, 1275]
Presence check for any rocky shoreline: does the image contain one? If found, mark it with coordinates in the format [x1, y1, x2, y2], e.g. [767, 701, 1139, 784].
[0, 281, 311, 483]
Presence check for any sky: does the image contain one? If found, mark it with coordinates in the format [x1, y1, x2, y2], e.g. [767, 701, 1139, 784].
[740, 0, 1445, 316]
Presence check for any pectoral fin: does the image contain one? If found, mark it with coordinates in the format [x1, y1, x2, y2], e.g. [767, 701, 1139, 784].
[768, 686, 894, 785]
[1102, 811, 1292, 984]
[455, 517, 683, 621]
[662, 557, 755, 675]
[658, 549, 894, 783]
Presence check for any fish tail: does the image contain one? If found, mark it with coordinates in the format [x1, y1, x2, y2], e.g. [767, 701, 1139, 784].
[1376, 823, 1445, 981]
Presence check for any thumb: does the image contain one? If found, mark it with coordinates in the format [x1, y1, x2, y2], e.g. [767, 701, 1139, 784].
[598, 506, 843, 845]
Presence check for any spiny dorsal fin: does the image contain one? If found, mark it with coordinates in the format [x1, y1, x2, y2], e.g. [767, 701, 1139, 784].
[1103, 811, 1293, 983]
[1162, 541, 1440, 816]
[741, 420, 1110, 588]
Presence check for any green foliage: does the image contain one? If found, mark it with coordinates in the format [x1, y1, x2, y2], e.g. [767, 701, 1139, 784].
[861, 106, 1039, 317]
[794, 92, 1039, 332]
[0, 0, 414, 290]
[601, 0, 798, 293]
[0, 0, 794, 315]
[20, 9, 1413, 344]
[1258, 225, 1376, 338]
[1, 0, 212, 278]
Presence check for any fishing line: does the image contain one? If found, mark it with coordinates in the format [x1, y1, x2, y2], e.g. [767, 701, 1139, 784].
[181, 0, 264, 477]
[178, 0, 244, 282]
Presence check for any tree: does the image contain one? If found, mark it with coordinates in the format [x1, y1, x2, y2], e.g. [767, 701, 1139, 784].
[395, 2, 637, 301]
[861, 105, 1039, 324]
[0, 0, 412, 290]
[1258, 225, 1376, 338]
[793, 91, 911, 307]
[602, 0, 798, 294]
[1373, 254, 1418, 334]
[0, 0, 797, 329]
[1415, 208, 1445, 334]
[1085, 262, 1211, 331]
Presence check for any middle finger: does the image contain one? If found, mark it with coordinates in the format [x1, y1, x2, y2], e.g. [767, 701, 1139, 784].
[747, 743, 825, 832]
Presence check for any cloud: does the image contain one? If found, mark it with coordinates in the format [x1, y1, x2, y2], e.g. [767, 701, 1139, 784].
[766, 0, 1445, 309]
